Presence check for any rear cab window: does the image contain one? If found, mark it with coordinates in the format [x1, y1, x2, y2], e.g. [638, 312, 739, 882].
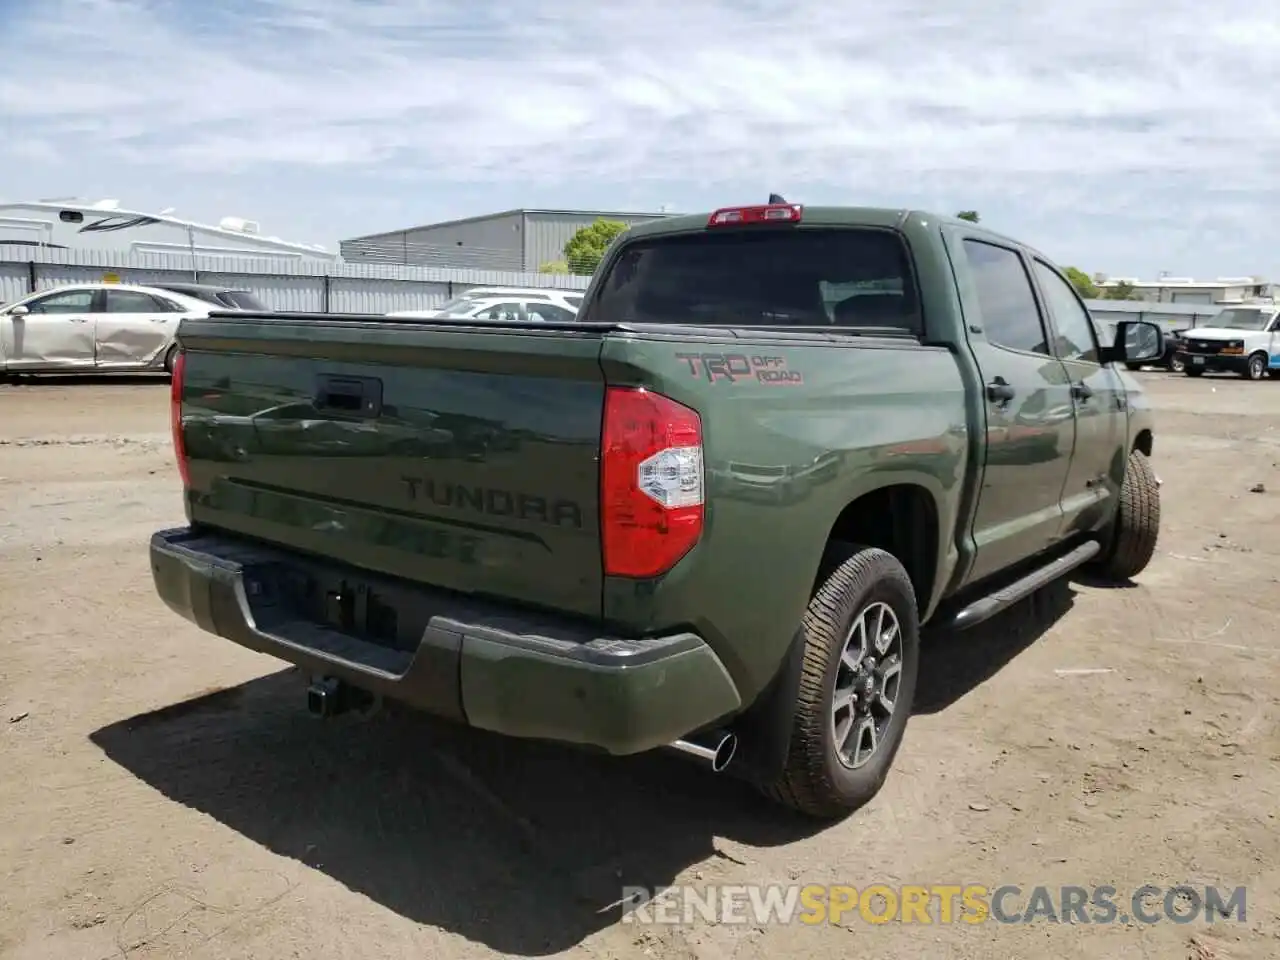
[589, 227, 923, 336]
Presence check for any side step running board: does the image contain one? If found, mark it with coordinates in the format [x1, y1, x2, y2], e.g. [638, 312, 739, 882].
[944, 540, 1101, 631]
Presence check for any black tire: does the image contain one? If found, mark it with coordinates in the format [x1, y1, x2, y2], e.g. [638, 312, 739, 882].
[1125, 362, 1142, 372]
[1167, 353, 1186, 374]
[1184, 366, 1204, 377]
[760, 546, 920, 819]
[163, 343, 178, 375]
[1092, 450, 1160, 581]
[1244, 352, 1267, 380]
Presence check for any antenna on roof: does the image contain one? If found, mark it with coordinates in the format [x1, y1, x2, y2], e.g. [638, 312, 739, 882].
[768, 193, 786, 204]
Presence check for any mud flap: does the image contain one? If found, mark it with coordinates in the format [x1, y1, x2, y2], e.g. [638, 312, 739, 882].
[721, 628, 807, 785]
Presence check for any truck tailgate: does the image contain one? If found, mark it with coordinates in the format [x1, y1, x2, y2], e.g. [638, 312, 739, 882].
[177, 315, 606, 618]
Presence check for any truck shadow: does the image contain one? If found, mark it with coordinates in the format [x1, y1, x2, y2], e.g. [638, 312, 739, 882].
[90, 582, 1076, 955]
[915, 577, 1077, 714]
[91, 676, 814, 955]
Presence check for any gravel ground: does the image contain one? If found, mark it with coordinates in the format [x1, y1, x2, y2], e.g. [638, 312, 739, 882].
[1, 370, 1277, 960]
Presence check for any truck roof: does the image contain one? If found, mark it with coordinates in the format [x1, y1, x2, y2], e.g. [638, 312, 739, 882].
[621, 205, 1045, 259]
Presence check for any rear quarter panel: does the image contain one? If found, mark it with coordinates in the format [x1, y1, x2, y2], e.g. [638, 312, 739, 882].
[598, 332, 969, 702]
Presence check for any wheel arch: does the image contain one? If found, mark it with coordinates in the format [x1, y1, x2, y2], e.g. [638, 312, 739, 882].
[1133, 428, 1153, 457]
[815, 482, 942, 619]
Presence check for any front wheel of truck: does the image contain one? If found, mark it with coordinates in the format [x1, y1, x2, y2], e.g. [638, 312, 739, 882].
[1092, 449, 1160, 582]
[761, 546, 920, 820]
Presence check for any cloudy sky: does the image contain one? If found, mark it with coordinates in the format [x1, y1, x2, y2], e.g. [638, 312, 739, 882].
[2, 0, 1277, 279]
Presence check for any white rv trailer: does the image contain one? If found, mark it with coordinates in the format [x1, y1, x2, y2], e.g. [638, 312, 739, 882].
[0, 197, 335, 262]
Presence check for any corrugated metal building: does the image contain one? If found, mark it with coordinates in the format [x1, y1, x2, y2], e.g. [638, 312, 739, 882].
[1095, 277, 1274, 305]
[339, 208, 674, 271]
[0, 244, 589, 316]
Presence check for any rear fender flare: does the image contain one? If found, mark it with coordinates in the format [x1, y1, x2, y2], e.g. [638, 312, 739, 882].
[808, 470, 956, 620]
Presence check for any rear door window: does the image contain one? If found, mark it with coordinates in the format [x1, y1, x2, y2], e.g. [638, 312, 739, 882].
[590, 228, 922, 335]
[436, 296, 487, 318]
[961, 240, 1051, 356]
[105, 290, 166, 313]
[217, 291, 267, 310]
[526, 303, 576, 323]
[473, 301, 523, 321]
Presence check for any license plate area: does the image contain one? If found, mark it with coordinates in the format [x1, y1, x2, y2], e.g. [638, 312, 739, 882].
[244, 558, 443, 656]
[1193, 356, 1205, 365]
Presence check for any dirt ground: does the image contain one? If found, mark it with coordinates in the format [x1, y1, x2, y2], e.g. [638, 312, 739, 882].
[1, 370, 1277, 960]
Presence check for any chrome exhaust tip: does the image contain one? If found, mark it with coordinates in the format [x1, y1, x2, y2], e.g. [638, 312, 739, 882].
[667, 730, 738, 773]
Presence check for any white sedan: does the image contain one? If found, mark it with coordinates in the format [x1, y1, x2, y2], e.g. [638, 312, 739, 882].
[0, 282, 214, 376]
[388, 289, 582, 323]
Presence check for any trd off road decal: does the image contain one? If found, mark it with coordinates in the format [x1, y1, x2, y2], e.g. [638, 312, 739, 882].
[675, 352, 803, 385]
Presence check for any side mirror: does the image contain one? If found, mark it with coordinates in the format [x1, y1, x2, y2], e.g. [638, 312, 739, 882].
[8, 303, 29, 317]
[1102, 320, 1162, 365]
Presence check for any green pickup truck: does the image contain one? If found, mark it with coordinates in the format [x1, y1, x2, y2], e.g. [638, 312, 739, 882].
[150, 203, 1164, 819]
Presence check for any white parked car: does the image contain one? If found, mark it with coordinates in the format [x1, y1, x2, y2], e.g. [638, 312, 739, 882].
[1179, 304, 1280, 380]
[0, 282, 215, 375]
[388, 286, 583, 321]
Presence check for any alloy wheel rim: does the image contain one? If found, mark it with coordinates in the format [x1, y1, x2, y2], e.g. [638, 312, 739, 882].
[830, 601, 903, 769]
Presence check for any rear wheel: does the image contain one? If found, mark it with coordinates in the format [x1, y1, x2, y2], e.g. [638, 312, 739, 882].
[760, 546, 920, 819]
[163, 343, 178, 375]
[1167, 353, 1186, 374]
[1092, 450, 1160, 581]
[1244, 352, 1267, 380]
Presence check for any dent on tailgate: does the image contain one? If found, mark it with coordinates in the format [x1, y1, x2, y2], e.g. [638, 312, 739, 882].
[178, 320, 608, 618]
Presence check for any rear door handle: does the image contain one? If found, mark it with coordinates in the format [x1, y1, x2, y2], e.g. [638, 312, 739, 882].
[1071, 382, 1093, 400]
[986, 378, 1016, 403]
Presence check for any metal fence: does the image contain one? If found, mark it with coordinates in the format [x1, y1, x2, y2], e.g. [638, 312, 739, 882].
[1082, 300, 1226, 330]
[0, 246, 1242, 329]
[0, 245, 589, 315]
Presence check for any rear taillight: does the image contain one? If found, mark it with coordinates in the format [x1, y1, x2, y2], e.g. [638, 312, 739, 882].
[170, 350, 190, 487]
[601, 386, 704, 578]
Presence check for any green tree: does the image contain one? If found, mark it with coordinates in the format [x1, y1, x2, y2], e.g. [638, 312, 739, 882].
[538, 259, 569, 274]
[1064, 266, 1099, 299]
[1103, 281, 1140, 301]
[563, 218, 629, 275]
[956, 210, 980, 223]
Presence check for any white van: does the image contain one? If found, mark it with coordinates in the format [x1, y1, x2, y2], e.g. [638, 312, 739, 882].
[1179, 304, 1280, 380]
